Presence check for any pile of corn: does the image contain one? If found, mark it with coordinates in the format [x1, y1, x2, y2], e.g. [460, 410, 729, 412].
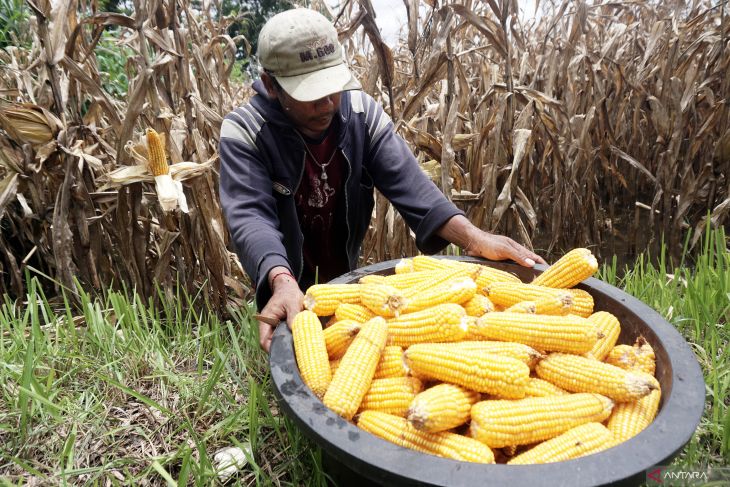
[291, 249, 661, 465]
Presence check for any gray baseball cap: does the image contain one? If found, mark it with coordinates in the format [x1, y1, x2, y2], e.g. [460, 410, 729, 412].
[257, 8, 361, 102]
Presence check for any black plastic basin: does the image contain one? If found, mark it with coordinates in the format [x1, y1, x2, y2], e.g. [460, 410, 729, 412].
[269, 257, 705, 487]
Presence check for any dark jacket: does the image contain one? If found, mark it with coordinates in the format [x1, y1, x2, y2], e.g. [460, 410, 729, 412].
[219, 80, 464, 309]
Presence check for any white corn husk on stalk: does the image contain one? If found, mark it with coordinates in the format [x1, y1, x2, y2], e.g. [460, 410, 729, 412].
[103, 130, 211, 198]
[154, 173, 188, 213]
[145, 128, 188, 213]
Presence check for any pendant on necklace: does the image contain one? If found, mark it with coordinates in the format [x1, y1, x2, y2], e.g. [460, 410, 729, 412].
[321, 173, 334, 199]
[309, 177, 324, 207]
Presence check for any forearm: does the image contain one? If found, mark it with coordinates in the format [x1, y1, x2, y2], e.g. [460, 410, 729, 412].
[268, 266, 296, 291]
[436, 215, 545, 267]
[435, 214, 481, 251]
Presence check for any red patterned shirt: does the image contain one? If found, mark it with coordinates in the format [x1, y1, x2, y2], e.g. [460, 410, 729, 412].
[295, 125, 349, 288]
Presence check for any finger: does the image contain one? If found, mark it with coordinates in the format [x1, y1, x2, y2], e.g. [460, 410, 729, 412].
[259, 322, 274, 353]
[260, 301, 288, 328]
[514, 249, 537, 267]
[509, 242, 545, 267]
[285, 301, 304, 328]
[508, 244, 536, 267]
[513, 241, 546, 265]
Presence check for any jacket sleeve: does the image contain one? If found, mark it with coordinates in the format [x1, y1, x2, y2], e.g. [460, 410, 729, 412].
[219, 108, 292, 310]
[353, 92, 465, 254]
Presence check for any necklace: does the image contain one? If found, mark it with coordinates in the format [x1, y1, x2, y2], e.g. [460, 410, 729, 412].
[302, 143, 336, 182]
[303, 142, 337, 208]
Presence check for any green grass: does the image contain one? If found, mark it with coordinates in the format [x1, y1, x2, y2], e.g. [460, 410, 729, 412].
[0, 0, 30, 51]
[0, 228, 727, 484]
[599, 227, 730, 468]
[0, 279, 327, 485]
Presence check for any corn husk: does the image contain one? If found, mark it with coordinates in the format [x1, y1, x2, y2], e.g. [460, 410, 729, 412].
[213, 444, 251, 481]
[0, 103, 62, 145]
[154, 173, 187, 213]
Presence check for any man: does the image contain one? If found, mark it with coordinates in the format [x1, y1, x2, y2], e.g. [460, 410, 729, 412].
[219, 8, 545, 352]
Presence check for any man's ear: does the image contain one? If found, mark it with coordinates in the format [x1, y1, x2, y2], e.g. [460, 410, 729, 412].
[260, 72, 278, 99]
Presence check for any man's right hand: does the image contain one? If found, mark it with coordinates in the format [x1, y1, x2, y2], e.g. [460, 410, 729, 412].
[258, 267, 304, 353]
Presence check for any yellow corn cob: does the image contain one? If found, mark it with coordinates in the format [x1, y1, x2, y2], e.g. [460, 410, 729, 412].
[505, 292, 573, 315]
[358, 274, 387, 285]
[605, 344, 641, 369]
[446, 341, 544, 369]
[470, 393, 614, 448]
[492, 376, 570, 399]
[535, 353, 659, 402]
[485, 282, 572, 309]
[411, 255, 520, 287]
[507, 422, 614, 464]
[386, 303, 468, 347]
[407, 383, 480, 432]
[404, 343, 530, 398]
[357, 411, 495, 463]
[585, 311, 621, 360]
[604, 336, 657, 375]
[538, 291, 574, 315]
[505, 301, 537, 314]
[394, 258, 414, 274]
[606, 388, 661, 442]
[532, 248, 599, 288]
[334, 303, 375, 324]
[377, 270, 451, 290]
[373, 345, 407, 379]
[462, 316, 483, 340]
[568, 288, 594, 317]
[304, 284, 362, 316]
[323, 319, 361, 359]
[323, 317, 388, 420]
[475, 312, 601, 354]
[402, 277, 477, 313]
[358, 376, 423, 416]
[411, 255, 481, 274]
[146, 128, 169, 176]
[472, 265, 522, 291]
[402, 266, 478, 298]
[524, 377, 570, 397]
[360, 283, 406, 317]
[462, 294, 496, 317]
[292, 310, 331, 398]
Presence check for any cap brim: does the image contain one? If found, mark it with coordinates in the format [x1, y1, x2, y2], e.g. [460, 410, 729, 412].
[276, 63, 361, 102]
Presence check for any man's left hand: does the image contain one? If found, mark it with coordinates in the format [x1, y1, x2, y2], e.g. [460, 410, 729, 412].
[465, 232, 546, 267]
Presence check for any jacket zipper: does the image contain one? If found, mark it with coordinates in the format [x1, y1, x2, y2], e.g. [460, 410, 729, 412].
[293, 136, 307, 282]
[341, 150, 353, 268]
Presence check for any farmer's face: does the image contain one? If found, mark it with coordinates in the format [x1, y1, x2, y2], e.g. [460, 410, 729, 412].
[262, 73, 341, 139]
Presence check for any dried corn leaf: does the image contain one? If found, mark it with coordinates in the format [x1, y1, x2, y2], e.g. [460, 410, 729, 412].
[0, 172, 19, 219]
[713, 129, 730, 163]
[449, 4, 507, 58]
